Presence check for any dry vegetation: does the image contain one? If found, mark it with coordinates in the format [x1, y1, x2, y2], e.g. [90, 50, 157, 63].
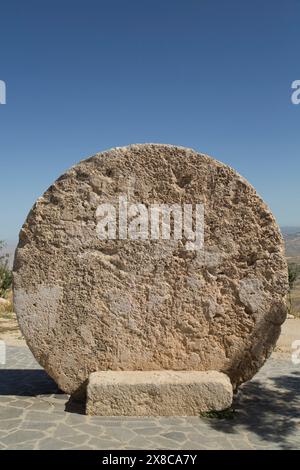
[284, 229, 300, 317]
[290, 276, 300, 316]
[0, 289, 24, 345]
[0, 241, 23, 344]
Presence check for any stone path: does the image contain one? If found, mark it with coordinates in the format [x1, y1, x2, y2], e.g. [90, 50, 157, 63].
[0, 345, 299, 450]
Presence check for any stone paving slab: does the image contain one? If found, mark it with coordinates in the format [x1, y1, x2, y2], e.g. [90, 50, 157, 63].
[0, 346, 299, 450]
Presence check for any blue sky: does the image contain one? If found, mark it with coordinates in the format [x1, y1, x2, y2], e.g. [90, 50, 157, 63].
[0, 0, 299, 243]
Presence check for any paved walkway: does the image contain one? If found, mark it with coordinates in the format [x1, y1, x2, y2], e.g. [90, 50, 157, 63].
[0, 345, 299, 450]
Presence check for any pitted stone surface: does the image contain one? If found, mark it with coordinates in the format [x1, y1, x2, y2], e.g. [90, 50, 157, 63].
[13, 144, 288, 395]
[86, 370, 233, 416]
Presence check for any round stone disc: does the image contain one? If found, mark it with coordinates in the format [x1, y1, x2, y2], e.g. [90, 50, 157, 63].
[13, 144, 288, 395]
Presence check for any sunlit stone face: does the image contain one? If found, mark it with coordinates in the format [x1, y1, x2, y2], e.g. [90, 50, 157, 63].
[13, 144, 288, 396]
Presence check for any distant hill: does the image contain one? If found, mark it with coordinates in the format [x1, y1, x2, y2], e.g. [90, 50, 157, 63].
[281, 226, 300, 236]
[282, 227, 300, 262]
[281, 227, 300, 316]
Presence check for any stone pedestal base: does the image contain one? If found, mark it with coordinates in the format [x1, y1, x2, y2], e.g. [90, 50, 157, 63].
[86, 370, 233, 416]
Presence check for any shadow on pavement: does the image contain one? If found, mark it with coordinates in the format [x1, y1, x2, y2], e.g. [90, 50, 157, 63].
[206, 371, 300, 449]
[65, 396, 86, 415]
[0, 368, 85, 413]
[0, 369, 61, 397]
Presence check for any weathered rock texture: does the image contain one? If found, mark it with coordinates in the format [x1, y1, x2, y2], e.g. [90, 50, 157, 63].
[13, 144, 288, 396]
[86, 370, 233, 416]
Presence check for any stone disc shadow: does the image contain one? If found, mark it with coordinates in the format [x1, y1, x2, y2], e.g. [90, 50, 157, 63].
[0, 369, 60, 397]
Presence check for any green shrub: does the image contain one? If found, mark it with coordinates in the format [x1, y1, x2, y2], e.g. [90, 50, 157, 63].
[288, 263, 300, 314]
[0, 240, 12, 298]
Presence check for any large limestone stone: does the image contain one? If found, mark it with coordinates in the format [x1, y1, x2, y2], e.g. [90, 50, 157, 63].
[13, 144, 288, 396]
[86, 370, 233, 416]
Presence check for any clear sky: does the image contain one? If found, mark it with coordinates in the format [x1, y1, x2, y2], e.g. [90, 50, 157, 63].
[0, 0, 299, 243]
